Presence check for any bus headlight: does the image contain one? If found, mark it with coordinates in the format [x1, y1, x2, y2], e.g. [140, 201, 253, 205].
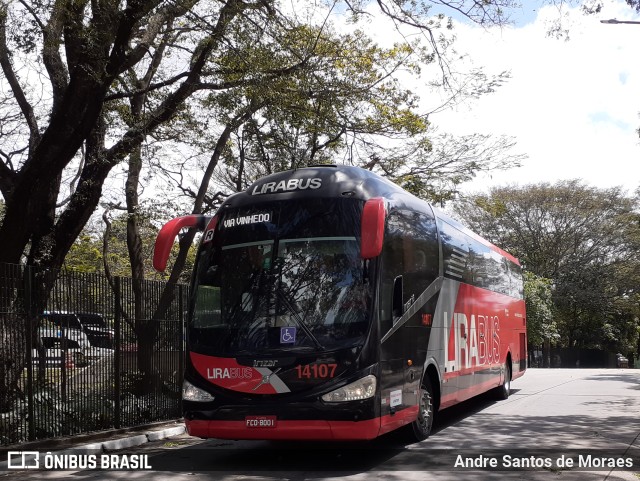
[321, 374, 376, 402]
[183, 380, 215, 402]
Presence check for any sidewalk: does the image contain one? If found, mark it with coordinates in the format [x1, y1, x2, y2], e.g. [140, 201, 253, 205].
[0, 421, 186, 470]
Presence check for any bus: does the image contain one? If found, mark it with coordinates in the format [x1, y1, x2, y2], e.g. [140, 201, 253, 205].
[153, 165, 527, 442]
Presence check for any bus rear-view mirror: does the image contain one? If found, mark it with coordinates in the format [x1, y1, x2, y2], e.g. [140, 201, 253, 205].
[360, 198, 385, 259]
[153, 215, 208, 272]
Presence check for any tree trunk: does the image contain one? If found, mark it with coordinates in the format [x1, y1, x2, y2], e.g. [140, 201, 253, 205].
[151, 108, 259, 321]
[0, 265, 55, 413]
[543, 337, 551, 368]
[127, 145, 162, 393]
[0, 312, 27, 413]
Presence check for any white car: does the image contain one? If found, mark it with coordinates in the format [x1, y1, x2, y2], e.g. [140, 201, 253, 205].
[38, 326, 91, 350]
[43, 311, 114, 349]
[32, 336, 88, 368]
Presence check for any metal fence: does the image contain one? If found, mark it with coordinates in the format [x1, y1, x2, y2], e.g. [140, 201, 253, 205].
[0, 263, 188, 446]
[530, 347, 625, 369]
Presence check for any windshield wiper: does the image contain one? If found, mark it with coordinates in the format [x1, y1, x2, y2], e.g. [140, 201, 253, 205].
[275, 290, 325, 351]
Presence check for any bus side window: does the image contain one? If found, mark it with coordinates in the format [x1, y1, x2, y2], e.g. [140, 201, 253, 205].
[379, 213, 405, 333]
[413, 212, 439, 287]
[510, 261, 524, 299]
[402, 211, 439, 301]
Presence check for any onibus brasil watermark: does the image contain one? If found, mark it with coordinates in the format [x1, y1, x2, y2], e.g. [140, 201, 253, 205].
[5, 451, 151, 470]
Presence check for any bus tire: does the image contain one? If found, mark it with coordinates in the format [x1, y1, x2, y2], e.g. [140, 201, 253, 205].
[408, 376, 435, 442]
[495, 362, 511, 400]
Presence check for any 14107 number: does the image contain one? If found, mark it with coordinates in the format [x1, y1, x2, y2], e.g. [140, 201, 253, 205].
[295, 363, 337, 379]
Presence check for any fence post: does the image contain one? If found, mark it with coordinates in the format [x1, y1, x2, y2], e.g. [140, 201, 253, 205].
[178, 284, 184, 414]
[114, 276, 121, 429]
[24, 265, 35, 442]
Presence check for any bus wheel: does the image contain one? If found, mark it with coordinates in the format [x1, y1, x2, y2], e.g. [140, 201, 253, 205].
[495, 362, 511, 400]
[409, 377, 434, 442]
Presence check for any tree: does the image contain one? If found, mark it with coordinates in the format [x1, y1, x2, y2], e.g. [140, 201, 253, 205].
[455, 181, 640, 357]
[211, 27, 431, 192]
[523, 271, 557, 367]
[387, 132, 524, 204]
[0, 0, 273, 408]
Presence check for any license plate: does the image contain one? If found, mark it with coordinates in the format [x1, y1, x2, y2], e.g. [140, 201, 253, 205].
[245, 415, 277, 428]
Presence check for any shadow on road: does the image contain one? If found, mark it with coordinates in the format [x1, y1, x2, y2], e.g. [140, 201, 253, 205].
[126, 387, 639, 474]
[583, 372, 640, 391]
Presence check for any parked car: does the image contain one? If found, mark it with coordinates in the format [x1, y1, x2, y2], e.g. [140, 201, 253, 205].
[42, 311, 113, 349]
[32, 336, 88, 368]
[38, 325, 91, 350]
[616, 353, 629, 368]
[84, 345, 115, 362]
[75, 312, 115, 349]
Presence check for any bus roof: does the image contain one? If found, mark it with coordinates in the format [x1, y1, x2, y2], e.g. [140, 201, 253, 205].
[220, 165, 520, 266]
[222, 165, 402, 207]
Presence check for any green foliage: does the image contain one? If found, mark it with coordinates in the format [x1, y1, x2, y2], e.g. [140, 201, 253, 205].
[190, 20, 521, 203]
[65, 235, 103, 273]
[0, 0, 558, 424]
[11, 385, 115, 440]
[523, 271, 558, 347]
[4, 368, 180, 444]
[455, 182, 640, 355]
[209, 25, 432, 190]
[65, 205, 196, 284]
[0, 0, 532, 276]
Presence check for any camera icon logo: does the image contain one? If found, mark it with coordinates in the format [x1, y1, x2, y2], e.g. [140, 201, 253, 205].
[6, 451, 40, 469]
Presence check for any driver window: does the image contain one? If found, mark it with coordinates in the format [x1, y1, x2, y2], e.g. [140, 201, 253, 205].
[379, 209, 439, 335]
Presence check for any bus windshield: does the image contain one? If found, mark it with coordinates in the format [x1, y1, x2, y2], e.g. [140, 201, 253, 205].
[190, 198, 372, 355]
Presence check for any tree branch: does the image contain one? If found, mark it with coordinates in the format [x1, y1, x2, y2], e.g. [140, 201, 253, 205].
[0, 5, 40, 145]
[104, 0, 258, 165]
[42, 0, 70, 110]
[120, 0, 199, 72]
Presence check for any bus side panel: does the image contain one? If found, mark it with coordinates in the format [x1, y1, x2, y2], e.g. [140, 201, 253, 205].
[427, 279, 461, 409]
[512, 298, 527, 381]
[430, 280, 527, 405]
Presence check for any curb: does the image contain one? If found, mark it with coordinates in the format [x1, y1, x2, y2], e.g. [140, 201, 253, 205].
[70, 424, 186, 452]
[0, 424, 186, 470]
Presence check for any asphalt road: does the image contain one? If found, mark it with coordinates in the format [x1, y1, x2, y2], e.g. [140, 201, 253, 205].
[3, 368, 640, 480]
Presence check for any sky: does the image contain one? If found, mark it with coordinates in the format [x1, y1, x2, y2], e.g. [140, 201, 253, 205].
[342, 0, 640, 196]
[426, 0, 640, 195]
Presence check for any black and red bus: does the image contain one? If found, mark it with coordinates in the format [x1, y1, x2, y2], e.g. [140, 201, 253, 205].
[154, 165, 526, 441]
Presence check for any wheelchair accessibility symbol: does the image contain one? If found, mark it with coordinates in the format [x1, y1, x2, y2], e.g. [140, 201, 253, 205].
[280, 327, 296, 344]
